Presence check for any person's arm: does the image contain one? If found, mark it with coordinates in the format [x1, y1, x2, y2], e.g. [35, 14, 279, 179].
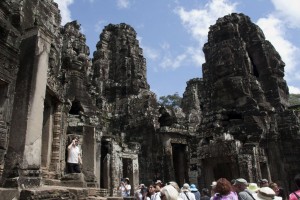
[78, 154, 82, 164]
[68, 139, 75, 150]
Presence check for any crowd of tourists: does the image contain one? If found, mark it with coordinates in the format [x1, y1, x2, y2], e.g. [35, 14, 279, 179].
[120, 174, 300, 200]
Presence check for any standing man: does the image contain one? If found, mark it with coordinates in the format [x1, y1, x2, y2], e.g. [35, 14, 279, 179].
[67, 136, 82, 173]
[234, 178, 255, 200]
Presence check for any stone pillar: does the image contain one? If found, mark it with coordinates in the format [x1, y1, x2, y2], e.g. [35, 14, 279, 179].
[82, 125, 98, 187]
[1, 28, 52, 188]
[49, 103, 64, 177]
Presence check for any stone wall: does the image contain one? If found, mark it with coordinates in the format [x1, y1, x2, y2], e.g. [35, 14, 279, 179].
[0, 1, 300, 198]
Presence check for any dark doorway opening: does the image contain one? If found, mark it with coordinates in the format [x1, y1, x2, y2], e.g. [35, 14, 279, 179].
[172, 143, 188, 186]
[213, 163, 233, 181]
[100, 141, 110, 188]
[122, 158, 133, 195]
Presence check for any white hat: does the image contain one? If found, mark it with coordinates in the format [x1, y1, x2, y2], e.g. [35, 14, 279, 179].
[256, 187, 275, 200]
[182, 183, 190, 192]
[247, 183, 259, 193]
[211, 181, 217, 187]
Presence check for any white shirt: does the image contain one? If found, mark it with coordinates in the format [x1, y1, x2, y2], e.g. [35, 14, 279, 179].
[67, 146, 80, 163]
[180, 191, 196, 200]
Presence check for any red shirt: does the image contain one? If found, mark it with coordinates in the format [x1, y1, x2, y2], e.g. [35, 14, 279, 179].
[289, 190, 300, 200]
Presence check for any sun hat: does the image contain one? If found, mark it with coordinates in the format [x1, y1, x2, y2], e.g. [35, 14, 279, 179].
[182, 183, 191, 192]
[155, 180, 163, 185]
[211, 181, 217, 187]
[259, 179, 269, 183]
[190, 184, 198, 192]
[255, 187, 275, 200]
[247, 183, 259, 193]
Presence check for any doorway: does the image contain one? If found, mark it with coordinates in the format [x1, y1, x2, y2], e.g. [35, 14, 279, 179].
[172, 143, 188, 186]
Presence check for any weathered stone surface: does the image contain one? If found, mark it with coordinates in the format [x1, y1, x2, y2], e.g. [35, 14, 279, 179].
[197, 13, 300, 192]
[0, 1, 300, 199]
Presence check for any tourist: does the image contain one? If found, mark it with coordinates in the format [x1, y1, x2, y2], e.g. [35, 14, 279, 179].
[141, 187, 150, 200]
[210, 181, 217, 200]
[168, 181, 181, 192]
[269, 182, 280, 196]
[190, 184, 201, 200]
[151, 183, 162, 200]
[234, 178, 254, 200]
[289, 174, 300, 200]
[247, 183, 259, 194]
[252, 187, 276, 200]
[161, 185, 179, 200]
[212, 178, 238, 200]
[201, 188, 210, 200]
[179, 183, 196, 200]
[258, 179, 269, 188]
[149, 184, 156, 200]
[67, 136, 82, 173]
[119, 177, 131, 197]
[135, 184, 146, 200]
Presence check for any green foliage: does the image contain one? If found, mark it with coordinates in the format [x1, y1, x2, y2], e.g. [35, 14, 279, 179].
[158, 92, 182, 108]
[289, 94, 300, 106]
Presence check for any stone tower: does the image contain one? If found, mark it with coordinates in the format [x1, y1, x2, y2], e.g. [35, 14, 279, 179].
[197, 13, 299, 192]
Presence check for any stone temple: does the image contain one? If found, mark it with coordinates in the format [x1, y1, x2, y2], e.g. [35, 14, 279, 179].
[0, 0, 299, 199]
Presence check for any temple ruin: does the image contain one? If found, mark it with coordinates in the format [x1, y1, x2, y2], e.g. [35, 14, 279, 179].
[0, 0, 299, 199]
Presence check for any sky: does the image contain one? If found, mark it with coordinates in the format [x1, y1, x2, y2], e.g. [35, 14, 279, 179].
[53, 0, 300, 97]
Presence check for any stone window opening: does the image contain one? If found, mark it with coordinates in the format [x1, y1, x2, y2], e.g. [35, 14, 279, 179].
[69, 99, 84, 115]
[249, 55, 259, 78]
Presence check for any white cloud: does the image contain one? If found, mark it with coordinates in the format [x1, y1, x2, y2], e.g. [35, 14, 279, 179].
[160, 53, 187, 70]
[257, 15, 300, 82]
[289, 86, 300, 94]
[270, 0, 300, 28]
[175, 0, 237, 43]
[53, 0, 74, 25]
[143, 46, 159, 61]
[117, 0, 130, 9]
[166, 0, 237, 69]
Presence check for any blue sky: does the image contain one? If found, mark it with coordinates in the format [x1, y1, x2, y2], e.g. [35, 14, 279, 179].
[54, 0, 300, 97]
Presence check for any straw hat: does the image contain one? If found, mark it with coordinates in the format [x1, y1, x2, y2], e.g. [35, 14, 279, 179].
[247, 183, 259, 193]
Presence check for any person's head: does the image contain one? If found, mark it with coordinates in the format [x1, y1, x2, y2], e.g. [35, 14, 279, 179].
[72, 137, 79, 145]
[215, 178, 233, 195]
[247, 183, 259, 193]
[155, 184, 161, 192]
[148, 184, 155, 194]
[161, 185, 179, 200]
[294, 174, 300, 188]
[259, 179, 269, 187]
[269, 182, 279, 195]
[167, 181, 180, 192]
[202, 188, 210, 196]
[190, 184, 198, 192]
[141, 187, 148, 196]
[234, 178, 248, 193]
[181, 183, 191, 193]
[125, 177, 130, 184]
[256, 187, 275, 200]
[139, 184, 145, 189]
[155, 180, 163, 188]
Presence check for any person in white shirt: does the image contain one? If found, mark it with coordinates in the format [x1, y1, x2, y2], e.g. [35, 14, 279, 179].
[67, 137, 82, 173]
[119, 178, 132, 197]
[180, 183, 196, 200]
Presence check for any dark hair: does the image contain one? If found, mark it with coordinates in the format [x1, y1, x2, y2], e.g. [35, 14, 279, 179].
[295, 174, 300, 188]
[215, 178, 233, 195]
[202, 188, 210, 196]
